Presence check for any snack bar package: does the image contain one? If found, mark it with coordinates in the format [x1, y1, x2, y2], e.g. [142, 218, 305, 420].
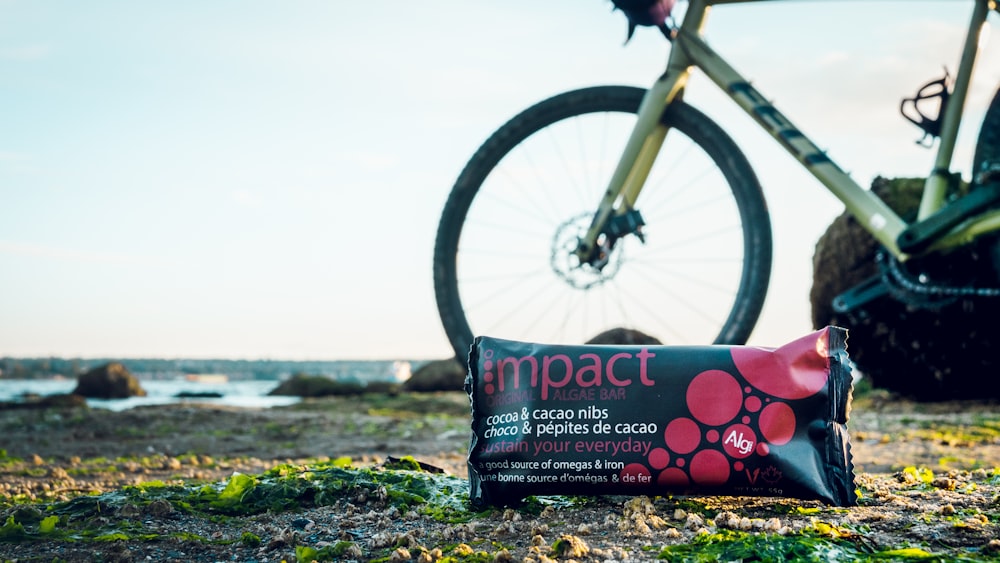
[466, 326, 856, 507]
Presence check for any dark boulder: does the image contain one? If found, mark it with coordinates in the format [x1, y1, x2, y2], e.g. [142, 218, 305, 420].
[73, 362, 146, 399]
[269, 374, 360, 397]
[267, 374, 400, 397]
[586, 327, 662, 345]
[402, 359, 467, 392]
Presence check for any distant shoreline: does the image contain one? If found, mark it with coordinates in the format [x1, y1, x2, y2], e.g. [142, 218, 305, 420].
[0, 357, 421, 383]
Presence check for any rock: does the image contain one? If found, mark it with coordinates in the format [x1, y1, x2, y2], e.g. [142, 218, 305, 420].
[174, 391, 224, 399]
[402, 359, 467, 392]
[268, 374, 362, 397]
[266, 373, 400, 397]
[586, 327, 662, 345]
[37, 393, 88, 408]
[810, 176, 1000, 400]
[73, 362, 146, 399]
[0, 393, 87, 410]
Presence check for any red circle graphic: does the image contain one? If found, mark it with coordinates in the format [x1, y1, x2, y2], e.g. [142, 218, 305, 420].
[664, 417, 701, 454]
[759, 401, 796, 445]
[689, 450, 730, 486]
[687, 370, 742, 426]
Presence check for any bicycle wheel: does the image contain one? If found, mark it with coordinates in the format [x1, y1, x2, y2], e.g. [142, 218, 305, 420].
[434, 85, 772, 360]
[972, 85, 1000, 280]
[973, 86, 1000, 174]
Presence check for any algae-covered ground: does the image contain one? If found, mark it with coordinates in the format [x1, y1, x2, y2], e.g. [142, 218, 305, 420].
[1, 389, 999, 562]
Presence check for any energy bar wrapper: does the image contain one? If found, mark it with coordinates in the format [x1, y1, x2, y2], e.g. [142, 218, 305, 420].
[466, 326, 856, 507]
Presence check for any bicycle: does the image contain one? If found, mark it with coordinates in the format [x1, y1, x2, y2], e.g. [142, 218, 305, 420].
[433, 0, 1000, 398]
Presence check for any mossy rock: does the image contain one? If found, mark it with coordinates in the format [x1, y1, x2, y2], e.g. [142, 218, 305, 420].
[810, 176, 1000, 400]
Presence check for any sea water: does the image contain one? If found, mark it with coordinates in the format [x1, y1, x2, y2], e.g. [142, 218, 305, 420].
[0, 378, 300, 411]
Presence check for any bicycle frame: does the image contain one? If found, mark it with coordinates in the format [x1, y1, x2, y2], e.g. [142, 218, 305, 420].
[578, 0, 1000, 264]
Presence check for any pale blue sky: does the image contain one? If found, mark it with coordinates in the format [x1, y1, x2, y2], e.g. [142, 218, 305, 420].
[2, 1, 998, 360]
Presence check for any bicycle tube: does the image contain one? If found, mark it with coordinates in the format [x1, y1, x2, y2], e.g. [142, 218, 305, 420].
[924, 85, 1000, 252]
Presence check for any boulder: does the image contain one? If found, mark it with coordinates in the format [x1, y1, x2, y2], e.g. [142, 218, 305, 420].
[268, 374, 366, 397]
[266, 374, 401, 397]
[586, 327, 662, 345]
[810, 176, 1000, 400]
[403, 359, 467, 392]
[73, 362, 146, 399]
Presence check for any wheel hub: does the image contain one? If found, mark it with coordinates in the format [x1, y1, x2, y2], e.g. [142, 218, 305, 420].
[550, 213, 624, 290]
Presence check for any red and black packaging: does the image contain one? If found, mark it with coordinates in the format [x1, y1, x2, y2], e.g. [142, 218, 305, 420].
[466, 326, 856, 507]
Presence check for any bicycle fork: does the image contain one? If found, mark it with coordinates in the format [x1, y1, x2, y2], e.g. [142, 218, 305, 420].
[574, 0, 707, 269]
[574, 66, 689, 269]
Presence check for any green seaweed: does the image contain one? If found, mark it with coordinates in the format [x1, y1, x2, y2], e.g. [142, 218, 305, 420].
[652, 529, 984, 562]
[37, 516, 57, 535]
[239, 531, 261, 547]
[382, 455, 424, 471]
[295, 541, 358, 562]
[1, 459, 475, 543]
[0, 450, 21, 469]
[210, 472, 257, 510]
[0, 516, 26, 541]
[901, 466, 936, 489]
[5, 453, 996, 558]
[295, 545, 321, 562]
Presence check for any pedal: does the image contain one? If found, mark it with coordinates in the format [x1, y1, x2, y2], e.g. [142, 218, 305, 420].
[896, 182, 1000, 254]
[832, 274, 889, 314]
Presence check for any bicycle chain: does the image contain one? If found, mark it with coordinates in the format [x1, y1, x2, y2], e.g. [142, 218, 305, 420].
[877, 249, 1000, 301]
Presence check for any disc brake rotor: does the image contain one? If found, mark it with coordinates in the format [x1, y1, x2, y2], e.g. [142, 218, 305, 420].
[550, 213, 624, 290]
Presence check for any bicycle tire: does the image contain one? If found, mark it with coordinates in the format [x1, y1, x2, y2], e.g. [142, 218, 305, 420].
[973, 86, 1000, 174]
[433, 85, 772, 361]
[972, 85, 1000, 281]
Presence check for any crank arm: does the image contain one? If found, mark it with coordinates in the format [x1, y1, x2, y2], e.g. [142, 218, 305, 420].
[832, 273, 890, 314]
